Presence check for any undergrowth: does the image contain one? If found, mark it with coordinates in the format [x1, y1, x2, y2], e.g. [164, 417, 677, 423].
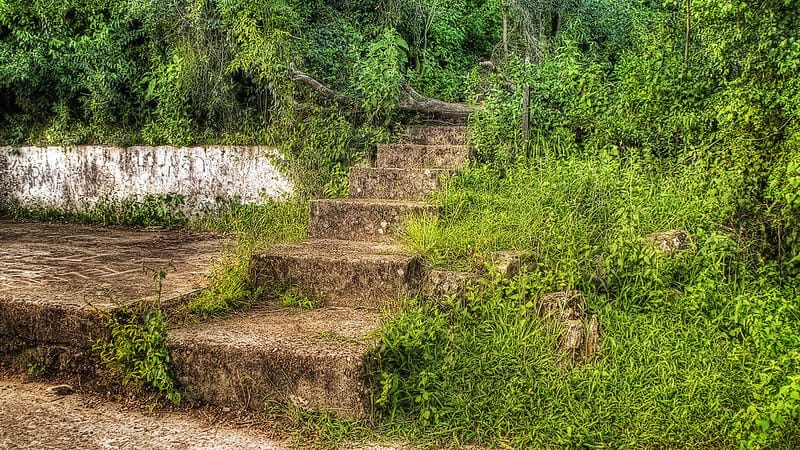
[1, 194, 187, 227]
[381, 155, 800, 448]
[187, 198, 308, 317]
[93, 263, 181, 408]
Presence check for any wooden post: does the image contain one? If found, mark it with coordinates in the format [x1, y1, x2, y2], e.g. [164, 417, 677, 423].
[684, 0, 691, 65]
[503, 6, 509, 62]
[522, 84, 530, 156]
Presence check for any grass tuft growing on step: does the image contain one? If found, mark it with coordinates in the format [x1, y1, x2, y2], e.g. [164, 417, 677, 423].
[93, 263, 182, 408]
[188, 198, 308, 317]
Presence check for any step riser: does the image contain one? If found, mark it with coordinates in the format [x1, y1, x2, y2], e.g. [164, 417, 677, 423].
[167, 306, 380, 420]
[309, 200, 438, 242]
[403, 126, 467, 146]
[251, 252, 423, 307]
[349, 167, 449, 201]
[0, 300, 109, 373]
[0, 301, 107, 349]
[376, 144, 470, 169]
[169, 343, 372, 419]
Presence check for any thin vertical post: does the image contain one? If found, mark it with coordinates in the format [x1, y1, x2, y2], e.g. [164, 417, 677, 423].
[522, 84, 531, 157]
[684, 0, 691, 65]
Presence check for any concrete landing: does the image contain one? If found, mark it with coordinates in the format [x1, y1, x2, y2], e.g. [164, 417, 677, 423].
[0, 220, 225, 370]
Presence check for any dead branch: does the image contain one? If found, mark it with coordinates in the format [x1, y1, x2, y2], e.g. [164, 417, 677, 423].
[289, 64, 475, 119]
[289, 63, 350, 105]
[398, 82, 475, 119]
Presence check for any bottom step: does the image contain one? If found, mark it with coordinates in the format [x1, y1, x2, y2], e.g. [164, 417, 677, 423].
[168, 305, 380, 419]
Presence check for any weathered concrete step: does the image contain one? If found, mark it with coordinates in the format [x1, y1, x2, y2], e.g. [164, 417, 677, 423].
[309, 198, 438, 242]
[401, 125, 468, 146]
[376, 144, 471, 169]
[0, 299, 109, 372]
[168, 305, 380, 419]
[349, 167, 451, 201]
[251, 239, 423, 307]
[0, 221, 225, 373]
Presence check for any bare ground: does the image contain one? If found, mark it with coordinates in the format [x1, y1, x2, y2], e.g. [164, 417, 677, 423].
[0, 375, 285, 450]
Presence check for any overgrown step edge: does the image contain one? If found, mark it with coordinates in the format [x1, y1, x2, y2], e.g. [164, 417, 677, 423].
[250, 238, 424, 308]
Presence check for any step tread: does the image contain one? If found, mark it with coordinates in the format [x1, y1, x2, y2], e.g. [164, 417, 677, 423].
[376, 143, 471, 169]
[169, 304, 379, 354]
[401, 125, 468, 145]
[378, 143, 470, 150]
[251, 239, 423, 308]
[351, 166, 452, 174]
[309, 198, 438, 242]
[311, 197, 436, 207]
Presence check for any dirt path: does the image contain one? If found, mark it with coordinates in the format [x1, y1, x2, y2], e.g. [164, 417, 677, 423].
[0, 377, 285, 449]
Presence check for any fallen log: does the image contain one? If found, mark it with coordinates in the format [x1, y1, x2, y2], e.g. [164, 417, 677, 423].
[289, 63, 475, 119]
[398, 82, 474, 119]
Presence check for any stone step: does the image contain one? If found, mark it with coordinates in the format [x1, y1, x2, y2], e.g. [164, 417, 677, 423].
[376, 144, 471, 170]
[251, 239, 423, 307]
[0, 221, 224, 373]
[402, 125, 468, 146]
[308, 198, 438, 242]
[348, 167, 451, 201]
[168, 305, 379, 419]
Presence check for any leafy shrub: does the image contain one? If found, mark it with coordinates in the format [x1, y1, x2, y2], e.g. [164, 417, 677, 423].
[93, 264, 181, 406]
[95, 306, 181, 406]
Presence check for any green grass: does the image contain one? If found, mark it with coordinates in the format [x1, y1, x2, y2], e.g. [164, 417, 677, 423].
[187, 198, 309, 317]
[1, 193, 187, 227]
[375, 155, 800, 448]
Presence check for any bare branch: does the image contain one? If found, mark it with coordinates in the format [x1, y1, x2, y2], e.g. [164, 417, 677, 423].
[399, 82, 475, 119]
[289, 64, 475, 119]
[289, 63, 350, 105]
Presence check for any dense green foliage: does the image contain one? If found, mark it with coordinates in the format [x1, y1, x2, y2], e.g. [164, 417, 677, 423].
[0, 0, 497, 194]
[382, 157, 800, 447]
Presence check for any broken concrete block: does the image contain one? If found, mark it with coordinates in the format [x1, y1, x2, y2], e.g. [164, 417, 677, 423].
[645, 230, 689, 256]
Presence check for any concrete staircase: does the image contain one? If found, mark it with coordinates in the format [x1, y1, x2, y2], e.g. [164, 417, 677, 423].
[168, 125, 470, 418]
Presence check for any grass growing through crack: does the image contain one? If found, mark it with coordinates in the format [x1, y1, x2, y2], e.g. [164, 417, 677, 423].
[187, 198, 308, 317]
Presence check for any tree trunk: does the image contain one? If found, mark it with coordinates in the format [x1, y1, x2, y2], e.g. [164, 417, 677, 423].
[289, 65, 475, 119]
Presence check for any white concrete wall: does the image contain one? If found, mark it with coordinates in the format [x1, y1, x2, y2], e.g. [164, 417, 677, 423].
[0, 145, 294, 215]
